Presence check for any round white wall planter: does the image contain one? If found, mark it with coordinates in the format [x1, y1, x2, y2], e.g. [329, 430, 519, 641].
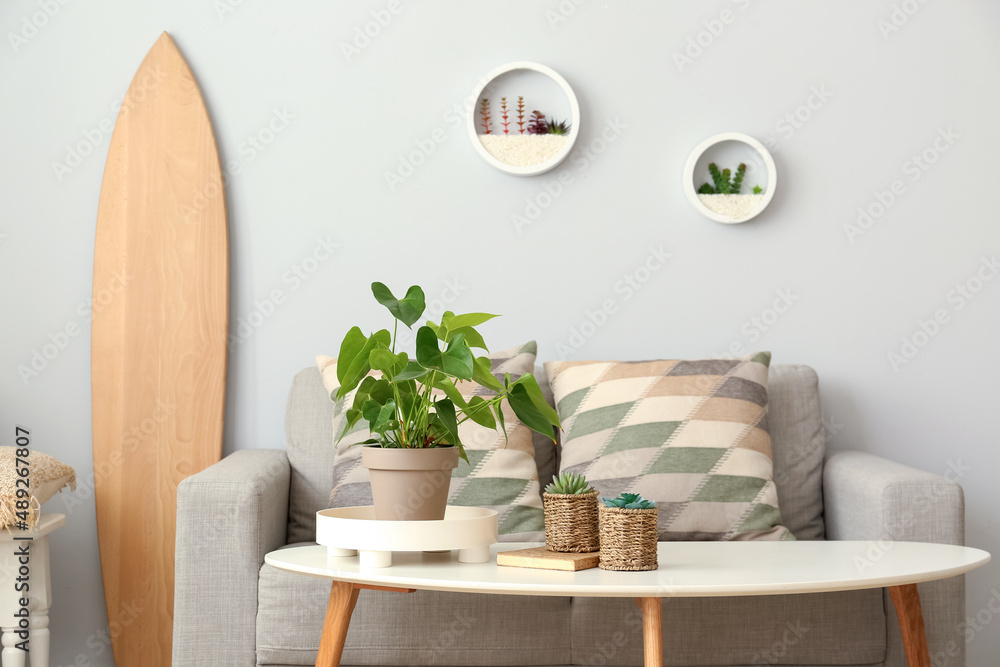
[684, 133, 777, 224]
[468, 61, 580, 176]
[316, 506, 499, 568]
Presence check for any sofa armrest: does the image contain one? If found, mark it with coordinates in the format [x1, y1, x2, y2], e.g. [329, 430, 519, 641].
[824, 450, 968, 666]
[173, 449, 290, 667]
[823, 449, 964, 544]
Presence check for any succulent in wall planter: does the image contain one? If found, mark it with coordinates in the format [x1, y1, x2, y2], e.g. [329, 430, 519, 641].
[543, 472, 599, 553]
[696, 162, 767, 220]
[599, 493, 659, 571]
[335, 282, 561, 521]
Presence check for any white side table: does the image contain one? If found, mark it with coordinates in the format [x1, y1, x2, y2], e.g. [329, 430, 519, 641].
[0, 514, 64, 667]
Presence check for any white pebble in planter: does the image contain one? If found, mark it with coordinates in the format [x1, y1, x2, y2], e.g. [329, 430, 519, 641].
[684, 133, 776, 224]
[468, 62, 580, 176]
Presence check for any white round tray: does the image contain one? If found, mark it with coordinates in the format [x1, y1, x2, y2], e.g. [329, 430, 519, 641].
[316, 506, 498, 568]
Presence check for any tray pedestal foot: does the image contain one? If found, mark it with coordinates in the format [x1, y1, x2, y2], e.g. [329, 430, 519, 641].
[359, 550, 392, 568]
[327, 547, 357, 558]
[458, 546, 490, 563]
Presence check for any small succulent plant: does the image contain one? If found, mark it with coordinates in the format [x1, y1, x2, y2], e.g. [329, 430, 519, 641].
[545, 472, 594, 495]
[602, 492, 657, 510]
[753, 185, 764, 195]
[699, 162, 748, 195]
[527, 110, 548, 135]
[545, 118, 571, 135]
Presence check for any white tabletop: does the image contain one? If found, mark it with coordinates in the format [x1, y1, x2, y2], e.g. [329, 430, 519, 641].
[265, 541, 990, 598]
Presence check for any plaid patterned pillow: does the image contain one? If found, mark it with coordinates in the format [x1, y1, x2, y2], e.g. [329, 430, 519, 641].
[544, 353, 792, 541]
[316, 341, 545, 541]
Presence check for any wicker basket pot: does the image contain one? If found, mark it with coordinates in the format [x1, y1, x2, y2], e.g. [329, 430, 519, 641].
[543, 491, 600, 553]
[598, 504, 659, 571]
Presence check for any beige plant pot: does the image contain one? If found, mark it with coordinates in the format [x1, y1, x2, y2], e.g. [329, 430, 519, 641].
[361, 446, 459, 521]
[543, 491, 600, 553]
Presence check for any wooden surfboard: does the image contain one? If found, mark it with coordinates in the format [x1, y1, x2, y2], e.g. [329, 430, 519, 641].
[92, 32, 227, 666]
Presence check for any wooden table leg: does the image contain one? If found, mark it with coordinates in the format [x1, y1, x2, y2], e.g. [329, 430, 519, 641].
[634, 597, 663, 667]
[315, 583, 415, 667]
[889, 584, 931, 667]
[316, 581, 360, 667]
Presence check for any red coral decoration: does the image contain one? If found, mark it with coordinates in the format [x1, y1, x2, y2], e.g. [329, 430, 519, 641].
[500, 97, 510, 135]
[480, 98, 491, 134]
[516, 96, 526, 134]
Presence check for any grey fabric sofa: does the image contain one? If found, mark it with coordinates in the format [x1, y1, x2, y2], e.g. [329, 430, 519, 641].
[173, 364, 966, 667]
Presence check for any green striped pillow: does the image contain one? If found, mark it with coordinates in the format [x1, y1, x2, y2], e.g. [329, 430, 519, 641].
[544, 353, 792, 541]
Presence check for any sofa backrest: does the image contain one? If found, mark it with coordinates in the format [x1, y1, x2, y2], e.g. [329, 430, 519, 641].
[283, 363, 826, 544]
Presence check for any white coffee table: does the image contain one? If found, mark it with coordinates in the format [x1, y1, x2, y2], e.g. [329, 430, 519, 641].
[265, 540, 989, 667]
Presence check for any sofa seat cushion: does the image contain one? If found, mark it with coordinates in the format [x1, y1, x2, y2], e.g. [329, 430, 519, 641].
[256, 550, 572, 666]
[571, 590, 885, 666]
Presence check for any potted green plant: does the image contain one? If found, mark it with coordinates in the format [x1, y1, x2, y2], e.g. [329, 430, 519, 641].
[599, 493, 659, 571]
[695, 162, 766, 219]
[543, 472, 599, 553]
[335, 282, 561, 521]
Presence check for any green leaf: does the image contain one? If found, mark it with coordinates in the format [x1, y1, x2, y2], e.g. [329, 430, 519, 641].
[434, 399, 459, 442]
[336, 407, 364, 442]
[336, 327, 367, 388]
[441, 312, 499, 330]
[466, 396, 496, 428]
[472, 356, 503, 392]
[425, 315, 487, 349]
[348, 438, 381, 447]
[369, 349, 407, 377]
[337, 329, 391, 399]
[362, 399, 396, 435]
[510, 374, 561, 429]
[431, 375, 470, 411]
[492, 401, 507, 439]
[507, 382, 556, 439]
[371, 282, 426, 328]
[433, 399, 467, 463]
[446, 326, 487, 350]
[392, 361, 429, 383]
[416, 327, 474, 380]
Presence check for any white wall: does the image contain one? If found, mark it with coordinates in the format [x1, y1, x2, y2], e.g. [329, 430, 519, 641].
[2, 0, 999, 664]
